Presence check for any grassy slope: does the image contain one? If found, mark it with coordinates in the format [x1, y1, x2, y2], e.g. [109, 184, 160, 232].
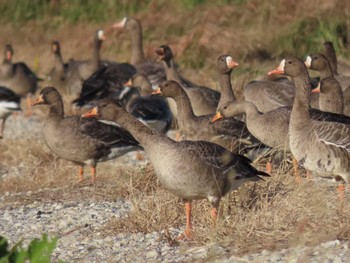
[1, 0, 350, 256]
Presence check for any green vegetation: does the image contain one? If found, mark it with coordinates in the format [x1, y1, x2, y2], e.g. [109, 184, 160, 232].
[0, 234, 61, 263]
[274, 17, 349, 57]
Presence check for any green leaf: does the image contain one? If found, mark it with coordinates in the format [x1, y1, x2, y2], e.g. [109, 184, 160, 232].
[27, 234, 57, 263]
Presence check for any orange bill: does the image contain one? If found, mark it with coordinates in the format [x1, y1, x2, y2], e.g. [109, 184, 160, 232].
[112, 17, 127, 29]
[81, 107, 98, 118]
[268, 59, 285, 76]
[211, 112, 223, 123]
[124, 79, 133, 87]
[31, 95, 45, 106]
[312, 84, 321, 93]
[151, 87, 162, 95]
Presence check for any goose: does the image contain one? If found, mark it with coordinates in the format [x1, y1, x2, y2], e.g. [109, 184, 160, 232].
[72, 63, 136, 108]
[65, 29, 106, 97]
[125, 74, 172, 133]
[153, 80, 258, 153]
[0, 44, 41, 114]
[304, 53, 344, 114]
[48, 41, 70, 95]
[0, 86, 21, 138]
[32, 87, 142, 183]
[153, 55, 261, 152]
[155, 45, 221, 116]
[269, 57, 350, 196]
[113, 17, 166, 87]
[323, 41, 350, 77]
[82, 98, 269, 239]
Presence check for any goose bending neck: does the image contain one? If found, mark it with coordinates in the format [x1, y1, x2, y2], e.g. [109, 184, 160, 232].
[234, 101, 260, 120]
[217, 71, 236, 109]
[112, 110, 160, 146]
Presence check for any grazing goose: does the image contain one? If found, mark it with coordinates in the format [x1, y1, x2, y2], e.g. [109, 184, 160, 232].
[32, 87, 142, 183]
[269, 57, 350, 194]
[48, 41, 70, 95]
[82, 98, 269, 239]
[72, 62, 136, 108]
[305, 53, 344, 114]
[0, 86, 21, 138]
[0, 44, 41, 114]
[125, 74, 172, 133]
[65, 29, 106, 97]
[155, 45, 221, 116]
[113, 17, 166, 87]
[153, 80, 258, 153]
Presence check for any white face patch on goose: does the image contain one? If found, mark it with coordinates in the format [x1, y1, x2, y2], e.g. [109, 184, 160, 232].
[279, 59, 286, 71]
[121, 17, 127, 27]
[226, 56, 233, 67]
[98, 30, 105, 40]
[304, 56, 312, 68]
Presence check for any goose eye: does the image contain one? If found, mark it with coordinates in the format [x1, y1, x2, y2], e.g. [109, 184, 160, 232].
[314, 56, 318, 60]
[223, 106, 227, 110]
[288, 61, 292, 64]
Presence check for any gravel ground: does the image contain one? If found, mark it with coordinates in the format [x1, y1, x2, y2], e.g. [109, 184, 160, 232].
[1, 113, 350, 262]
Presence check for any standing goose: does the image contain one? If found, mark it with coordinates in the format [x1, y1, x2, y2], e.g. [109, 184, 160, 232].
[125, 74, 172, 133]
[113, 17, 166, 87]
[0, 44, 41, 114]
[32, 87, 142, 183]
[304, 53, 344, 114]
[269, 57, 350, 194]
[82, 98, 269, 239]
[0, 86, 21, 138]
[65, 29, 106, 97]
[155, 45, 221, 116]
[48, 41, 70, 95]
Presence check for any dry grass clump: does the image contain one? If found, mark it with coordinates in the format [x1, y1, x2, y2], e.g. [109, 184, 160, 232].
[102, 161, 350, 254]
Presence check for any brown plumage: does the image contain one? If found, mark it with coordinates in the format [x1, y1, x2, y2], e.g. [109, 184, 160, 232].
[269, 57, 350, 187]
[305, 53, 344, 114]
[82, 98, 269, 239]
[113, 17, 166, 87]
[32, 87, 141, 183]
[155, 45, 220, 116]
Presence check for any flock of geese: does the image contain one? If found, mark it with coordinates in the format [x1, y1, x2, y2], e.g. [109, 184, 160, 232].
[1, 16, 350, 239]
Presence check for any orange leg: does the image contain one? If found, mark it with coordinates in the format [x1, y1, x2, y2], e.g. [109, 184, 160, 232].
[178, 202, 193, 240]
[266, 161, 272, 174]
[211, 207, 218, 227]
[77, 166, 84, 182]
[0, 119, 3, 139]
[90, 167, 96, 184]
[292, 158, 301, 184]
[337, 184, 345, 201]
[175, 131, 181, 142]
[26, 94, 33, 117]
